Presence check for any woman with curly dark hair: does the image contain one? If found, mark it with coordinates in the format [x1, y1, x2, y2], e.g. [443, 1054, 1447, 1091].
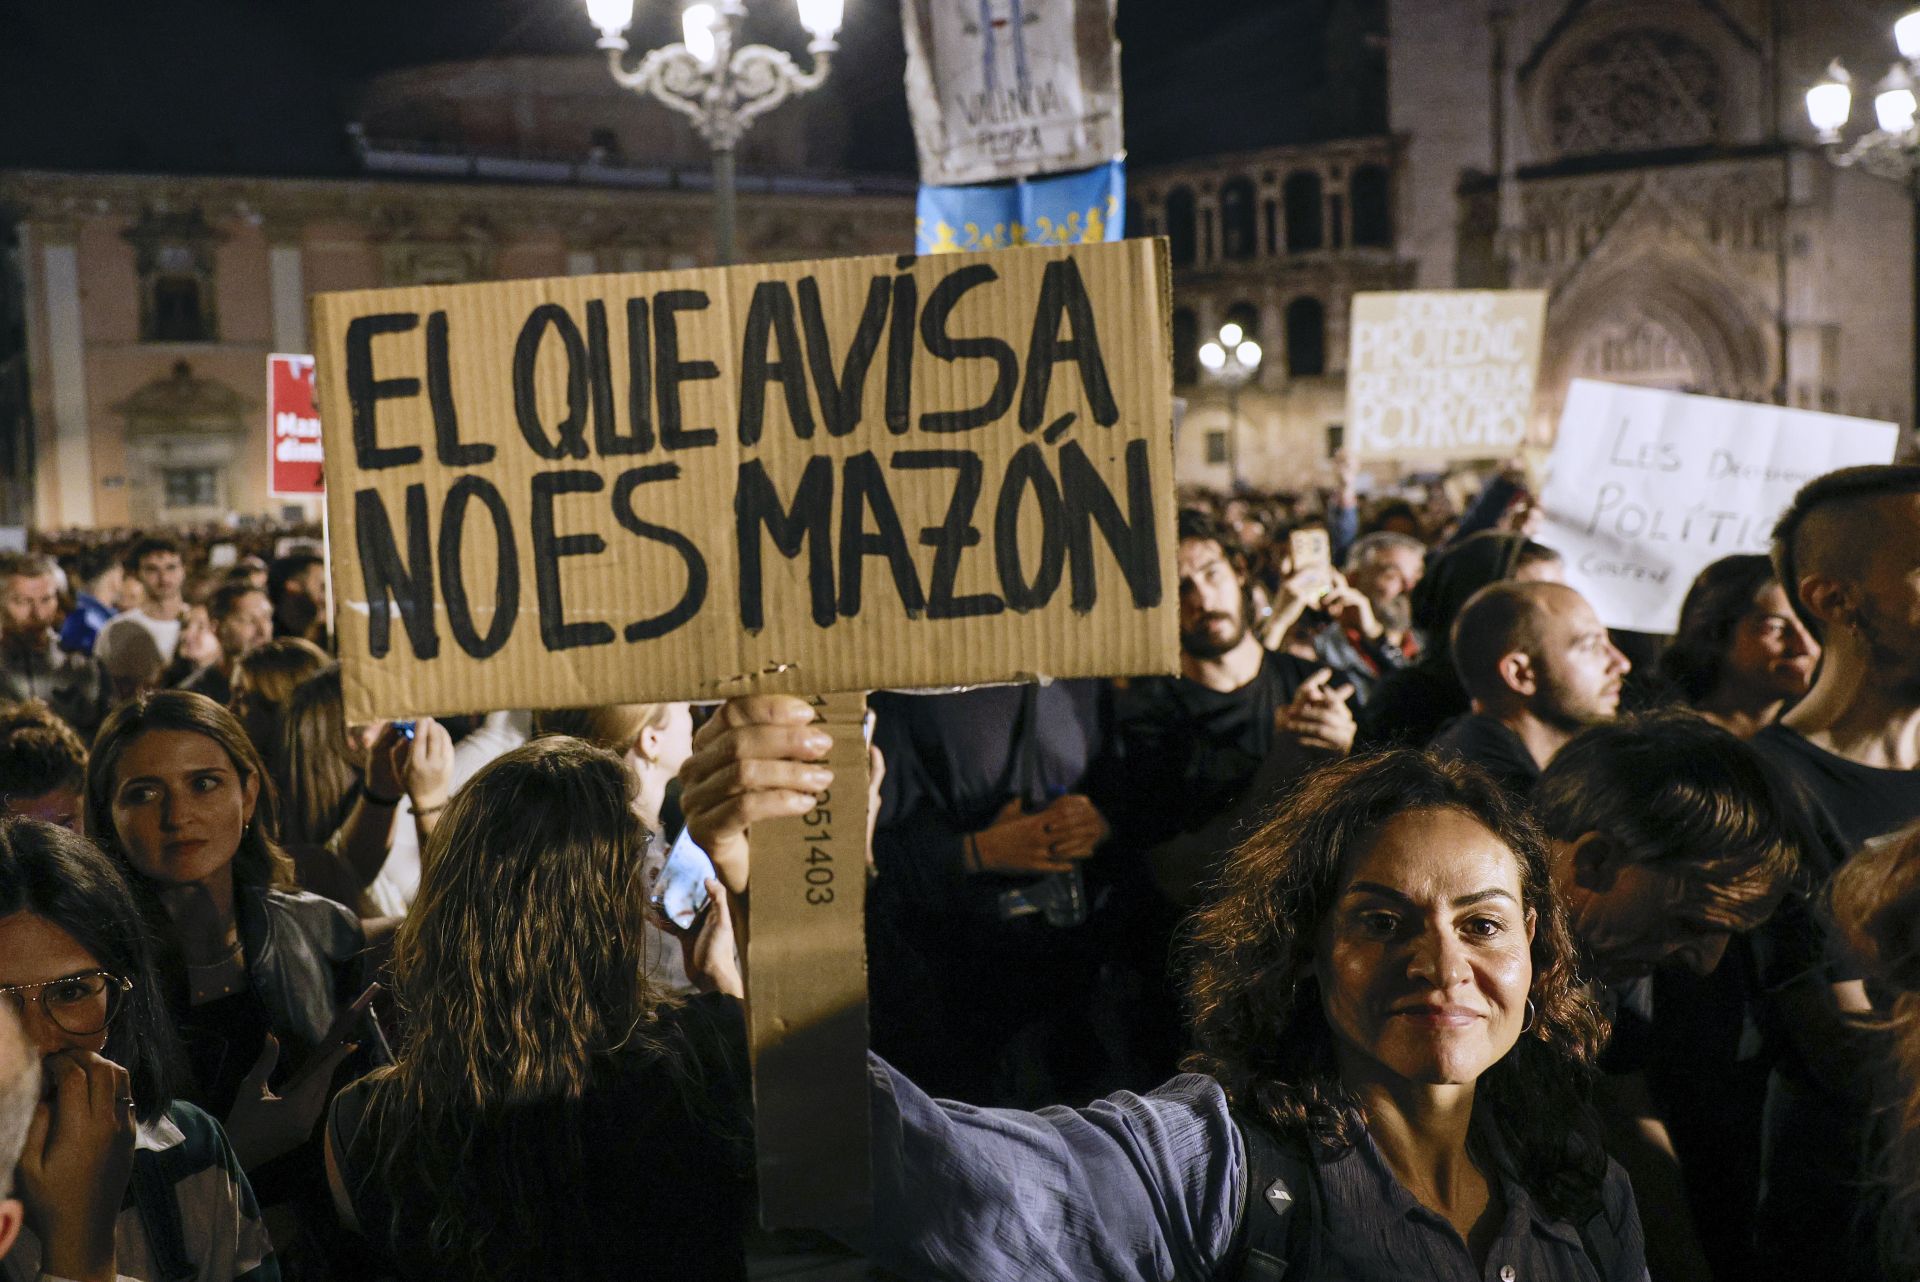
[1659, 554, 1818, 739]
[686, 697, 1645, 1282]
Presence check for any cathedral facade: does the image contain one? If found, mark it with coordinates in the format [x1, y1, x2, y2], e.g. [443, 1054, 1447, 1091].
[1390, 0, 1916, 443]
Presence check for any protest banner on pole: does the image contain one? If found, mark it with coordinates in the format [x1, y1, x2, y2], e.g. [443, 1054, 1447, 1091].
[901, 0, 1123, 188]
[309, 239, 1177, 724]
[1537, 379, 1899, 634]
[268, 353, 324, 496]
[1346, 290, 1547, 464]
[309, 241, 1176, 1231]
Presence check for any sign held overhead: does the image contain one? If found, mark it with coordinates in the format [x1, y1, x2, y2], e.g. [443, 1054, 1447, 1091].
[311, 241, 1178, 721]
[1347, 290, 1547, 463]
[1538, 379, 1899, 634]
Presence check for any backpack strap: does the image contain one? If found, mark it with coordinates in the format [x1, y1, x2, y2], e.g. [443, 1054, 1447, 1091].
[1220, 1111, 1316, 1282]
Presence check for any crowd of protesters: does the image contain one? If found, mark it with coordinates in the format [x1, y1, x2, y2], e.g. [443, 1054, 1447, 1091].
[0, 461, 1916, 1282]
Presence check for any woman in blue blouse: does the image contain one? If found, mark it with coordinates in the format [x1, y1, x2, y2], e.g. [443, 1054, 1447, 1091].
[683, 696, 1647, 1282]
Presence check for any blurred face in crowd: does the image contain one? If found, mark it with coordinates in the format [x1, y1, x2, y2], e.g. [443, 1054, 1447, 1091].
[108, 729, 257, 887]
[87, 563, 124, 604]
[1319, 808, 1535, 1089]
[216, 590, 275, 665]
[1562, 844, 1756, 982]
[235, 558, 269, 592]
[1178, 538, 1250, 660]
[0, 574, 59, 641]
[5, 787, 83, 834]
[1349, 545, 1425, 633]
[642, 703, 696, 779]
[136, 551, 185, 610]
[292, 562, 328, 604]
[1527, 587, 1629, 730]
[176, 606, 222, 669]
[1721, 583, 1818, 702]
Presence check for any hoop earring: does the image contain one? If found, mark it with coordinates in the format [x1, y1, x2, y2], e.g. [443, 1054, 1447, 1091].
[1521, 998, 1536, 1035]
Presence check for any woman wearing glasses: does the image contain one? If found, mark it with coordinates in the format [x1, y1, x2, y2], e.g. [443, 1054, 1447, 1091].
[0, 815, 279, 1281]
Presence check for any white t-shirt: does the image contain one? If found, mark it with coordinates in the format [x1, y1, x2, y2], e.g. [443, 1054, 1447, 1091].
[94, 608, 183, 668]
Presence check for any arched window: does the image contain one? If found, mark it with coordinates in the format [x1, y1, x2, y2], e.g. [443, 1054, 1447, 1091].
[1219, 177, 1258, 260]
[1351, 165, 1391, 247]
[1283, 172, 1324, 252]
[1224, 301, 1261, 344]
[1286, 297, 1327, 377]
[1166, 187, 1197, 268]
[1549, 28, 1722, 155]
[1172, 307, 1199, 385]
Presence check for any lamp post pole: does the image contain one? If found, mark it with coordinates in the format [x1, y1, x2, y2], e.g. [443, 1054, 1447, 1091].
[585, 0, 843, 266]
[1200, 323, 1263, 494]
[1806, 13, 1920, 440]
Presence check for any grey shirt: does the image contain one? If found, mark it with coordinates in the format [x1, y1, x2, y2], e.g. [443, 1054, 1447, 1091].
[870, 1054, 1647, 1282]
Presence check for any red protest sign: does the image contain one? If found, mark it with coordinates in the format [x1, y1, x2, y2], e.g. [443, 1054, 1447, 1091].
[268, 353, 324, 496]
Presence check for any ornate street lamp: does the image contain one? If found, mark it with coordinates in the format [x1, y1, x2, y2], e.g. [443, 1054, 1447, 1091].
[1809, 12, 1920, 438]
[1199, 321, 1263, 492]
[584, 0, 844, 264]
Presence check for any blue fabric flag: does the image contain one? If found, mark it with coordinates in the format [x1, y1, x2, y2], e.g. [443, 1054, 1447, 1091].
[915, 158, 1125, 255]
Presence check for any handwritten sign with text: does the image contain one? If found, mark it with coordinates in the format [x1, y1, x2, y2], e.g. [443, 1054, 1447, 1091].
[1347, 290, 1547, 463]
[1538, 379, 1898, 633]
[311, 241, 1177, 722]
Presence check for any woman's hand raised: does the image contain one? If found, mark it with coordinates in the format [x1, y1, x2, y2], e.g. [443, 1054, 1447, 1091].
[678, 696, 834, 898]
[18, 1050, 135, 1282]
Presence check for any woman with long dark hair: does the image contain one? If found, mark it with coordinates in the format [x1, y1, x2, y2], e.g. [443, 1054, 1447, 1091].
[1659, 554, 1818, 739]
[325, 736, 750, 1282]
[686, 696, 1645, 1281]
[84, 690, 383, 1273]
[0, 815, 278, 1280]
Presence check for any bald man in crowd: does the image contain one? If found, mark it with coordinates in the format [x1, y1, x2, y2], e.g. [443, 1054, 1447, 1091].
[1426, 578, 1631, 795]
[0, 1004, 36, 1260]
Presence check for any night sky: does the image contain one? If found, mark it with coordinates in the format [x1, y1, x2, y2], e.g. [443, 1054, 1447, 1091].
[0, 0, 1382, 178]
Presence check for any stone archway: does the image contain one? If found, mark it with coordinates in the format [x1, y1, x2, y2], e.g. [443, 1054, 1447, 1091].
[1535, 248, 1775, 442]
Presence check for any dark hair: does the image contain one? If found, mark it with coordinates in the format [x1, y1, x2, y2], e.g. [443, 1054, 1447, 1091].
[1184, 751, 1609, 1222]
[1177, 506, 1248, 566]
[1449, 580, 1557, 704]
[1361, 498, 1423, 539]
[364, 737, 709, 1279]
[0, 552, 54, 583]
[0, 817, 183, 1122]
[1534, 711, 1804, 931]
[70, 545, 124, 587]
[1657, 555, 1781, 704]
[1411, 531, 1560, 659]
[267, 552, 325, 606]
[1771, 464, 1920, 639]
[278, 667, 357, 849]
[85, 690, 294, 894]
[0, 699, 87, 801]
[124, 537, 180, 573]
[206, 581, 267, 624]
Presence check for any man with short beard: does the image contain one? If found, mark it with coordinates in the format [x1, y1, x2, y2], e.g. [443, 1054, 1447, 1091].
[1428, 579, 1629, 797]
[1087, 509, 1356, 1082]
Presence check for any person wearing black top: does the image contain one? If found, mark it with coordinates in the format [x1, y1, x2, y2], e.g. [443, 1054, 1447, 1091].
[1747, 464, 1920, 1282]
[1427, 581, 1629, 799]
[1088, 510, 1355, 1083]
[326, 737, 754, 1282]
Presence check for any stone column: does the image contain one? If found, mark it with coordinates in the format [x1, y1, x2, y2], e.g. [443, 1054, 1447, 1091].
[38, 222, 94, 528]
[264, 216, 308, 354]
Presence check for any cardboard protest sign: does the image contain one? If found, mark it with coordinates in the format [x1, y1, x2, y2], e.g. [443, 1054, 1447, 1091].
[902, 0, 1123, 187]
[1347, 290, 1546, 463]
[747, 692, 870, 1229]
[1538, 379, 1899, 633]
[268, 354, 324, 496]
[310, 240, 1177, 722]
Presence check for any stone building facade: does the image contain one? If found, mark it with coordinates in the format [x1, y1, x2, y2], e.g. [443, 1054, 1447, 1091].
[1389, 0, 1916, 443]
[1131, 136, 1416, 491]
[0, 55, 910, 530]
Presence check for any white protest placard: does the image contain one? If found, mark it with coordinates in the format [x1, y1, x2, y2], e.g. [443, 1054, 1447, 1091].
[1538, 379, 1899, 633]
[901, 0, 1123, 186]
[1347, 290, 1547, 463]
